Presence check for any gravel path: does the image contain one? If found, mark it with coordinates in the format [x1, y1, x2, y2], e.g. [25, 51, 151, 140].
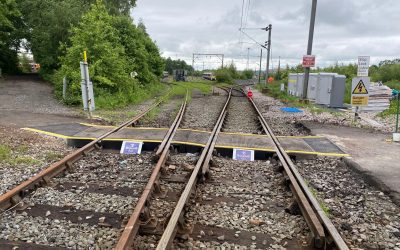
[0, 126, 70, 195]
[0, 75, 90, 127]
[296, 157, 400, 249]
[0, 75, 79, 116]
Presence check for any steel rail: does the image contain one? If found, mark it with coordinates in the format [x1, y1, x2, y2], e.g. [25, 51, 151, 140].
[0, 96, 166, 212]
[246, 91, 349, 250]
[115, 90, 189, 250]
[156, 89, 232, 250]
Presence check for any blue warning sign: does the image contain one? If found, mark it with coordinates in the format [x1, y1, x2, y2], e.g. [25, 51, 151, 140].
[233, 149, 254, 161]
[120, 141, 143, 155]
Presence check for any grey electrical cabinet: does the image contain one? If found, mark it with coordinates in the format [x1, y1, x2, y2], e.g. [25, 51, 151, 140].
[316, 74, 345, 108]
[288, 74, 298, 96]
[287, 72, 346, 108]
[287, 73, 317, 100]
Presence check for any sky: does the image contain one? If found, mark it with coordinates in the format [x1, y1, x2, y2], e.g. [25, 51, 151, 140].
[131, 0, 400, 70]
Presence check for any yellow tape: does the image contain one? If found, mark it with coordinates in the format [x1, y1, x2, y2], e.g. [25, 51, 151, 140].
[220, 132, 270, 137]
[178, 128, 210, 133]
[285, 150, 349, 157]
[22, 128, 70, 139]
[216, 145, 275, 152]
[79, 123, 169, 131]
[277, 135, 324, 139]
[171, 141, 206, 147]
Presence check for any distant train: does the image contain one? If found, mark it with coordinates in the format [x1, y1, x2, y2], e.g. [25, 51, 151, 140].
[202, 72, 216, 81]
[29, 63, 40, 72]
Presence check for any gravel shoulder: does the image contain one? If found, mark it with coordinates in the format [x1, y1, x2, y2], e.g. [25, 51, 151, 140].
[251, 88, 397, 134]
[304, 121, 400, 204]
[0, 126, 70, 196]
[296, 157, 400, 249]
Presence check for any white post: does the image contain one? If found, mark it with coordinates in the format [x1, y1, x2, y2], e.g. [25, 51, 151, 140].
[62, 77, 67, 99]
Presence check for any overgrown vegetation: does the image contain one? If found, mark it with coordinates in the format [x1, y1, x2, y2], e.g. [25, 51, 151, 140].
[306, 180, 331, 217]
[0, 0, 22, 74]
[0, 144, 41, 166]
[215, 62, 254, 83]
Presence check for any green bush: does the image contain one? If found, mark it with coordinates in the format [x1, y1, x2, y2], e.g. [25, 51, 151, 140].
[53, 1, 164, 108]
[242, 69, 254, 79]
[215, 68, 233, 83]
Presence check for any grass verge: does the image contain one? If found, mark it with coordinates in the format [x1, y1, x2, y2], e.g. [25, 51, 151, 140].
[0, 144, 42, 166]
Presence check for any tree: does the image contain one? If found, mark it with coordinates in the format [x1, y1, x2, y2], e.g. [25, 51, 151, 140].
[91, 0, 136, 15]
[0, 0, 22, 73]
[164, 57, 193, 74]
[242, 69, 254, 79]
[17, 0, 86, 76]
[226, 62, 238, 79]
[55, 1, 136, 101]
[17, 0, 137, 76]
[112, 15, 164, 85]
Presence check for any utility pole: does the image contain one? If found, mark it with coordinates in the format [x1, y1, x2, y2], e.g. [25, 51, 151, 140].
[246, 48, 250, 70]
[277, 56, 281, 80]
[302, 0, 317, 100]
[258, 49, 263, 84]
[192, 53, 195, 80]
[264, 24, 272, 83]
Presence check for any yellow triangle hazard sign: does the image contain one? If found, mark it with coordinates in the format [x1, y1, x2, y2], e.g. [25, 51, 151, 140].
[352, 80, 368, 94]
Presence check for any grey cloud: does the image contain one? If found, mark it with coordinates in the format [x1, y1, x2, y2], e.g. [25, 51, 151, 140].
[131, 0, 400, 69]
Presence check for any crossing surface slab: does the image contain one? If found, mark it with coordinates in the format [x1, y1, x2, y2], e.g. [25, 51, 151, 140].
[24, 123, 348, 157]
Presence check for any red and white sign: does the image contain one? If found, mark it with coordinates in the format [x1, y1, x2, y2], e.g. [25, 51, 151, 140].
[302, 55, 316, 68]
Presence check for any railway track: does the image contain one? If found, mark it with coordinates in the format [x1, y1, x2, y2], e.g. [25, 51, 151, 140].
[0, 91, 188, 249]
[0, 86, 349, 249]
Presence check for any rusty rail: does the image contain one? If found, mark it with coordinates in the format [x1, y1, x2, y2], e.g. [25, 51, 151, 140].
[156, 89, 232, 249]
[0, 96, 166, 212]
[245, 88, 349, 250]
[115, 90, 189, 249]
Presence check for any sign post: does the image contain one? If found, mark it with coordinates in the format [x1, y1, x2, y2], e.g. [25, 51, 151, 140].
[393, 90, 400, 142]
[352, 56, 371, 118]
[351, 77, 370, 120]
[80, 50, 95, 116]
